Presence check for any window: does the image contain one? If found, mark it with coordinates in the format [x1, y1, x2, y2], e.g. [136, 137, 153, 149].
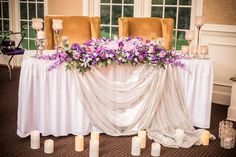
[0, 0, 10, 38]
[20, 0, 45, 50]
[151, 0, 191, 49]
[86, 0, 200, 50]
[100, 0, 134, 38]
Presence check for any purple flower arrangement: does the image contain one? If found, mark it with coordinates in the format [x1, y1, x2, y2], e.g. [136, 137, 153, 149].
[42, 37, 186, 74]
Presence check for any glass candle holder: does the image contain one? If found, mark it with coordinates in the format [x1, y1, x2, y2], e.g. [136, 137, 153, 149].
[220, 127, 236, 149]
[32, 18, 43, 31]
[195, 16, 204, 46]
[52, 19, 63, 52]
[219, 120, 233, 138]
[35, 31, 46, 58]
[199, 45, 209, 59]
[185, 30, 194, 46]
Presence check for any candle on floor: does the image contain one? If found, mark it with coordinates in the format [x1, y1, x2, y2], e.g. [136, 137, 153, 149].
[131, 136, 141, 156]
[175, 129, 184, 145]
[151, 142, 161, 157]
[91, 131, 100, 140]
[75, 135, 84, 152]
[138, 130, 146, 149]
[201, 130, 210, 145]
[44, 139, 54, 154]
[89, 139, 99, 157]
[30, 130, 40, 149]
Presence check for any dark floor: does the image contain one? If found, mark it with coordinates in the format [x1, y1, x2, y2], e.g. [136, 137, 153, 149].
[0, 66, 236, 157]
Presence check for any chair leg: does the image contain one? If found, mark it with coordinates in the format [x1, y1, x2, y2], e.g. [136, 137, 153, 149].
[0, 52, 12, 80]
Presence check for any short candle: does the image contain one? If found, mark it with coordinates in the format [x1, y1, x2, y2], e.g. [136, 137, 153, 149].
[75, 135, 84, 152]
[151, 142, 161, 157]
[138, 130, 146, 149]
[30, 130, 40, 149]
[201, 130, 210, 146]
[44, 139, 54, 154]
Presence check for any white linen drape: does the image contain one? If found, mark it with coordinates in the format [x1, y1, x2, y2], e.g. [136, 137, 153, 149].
[18, 52, 214, 148]
[73, 64, 209, 148]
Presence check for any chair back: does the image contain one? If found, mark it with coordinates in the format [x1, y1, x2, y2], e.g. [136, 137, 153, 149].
[118, 17, 174, 50]
[44, 16, 100, 49]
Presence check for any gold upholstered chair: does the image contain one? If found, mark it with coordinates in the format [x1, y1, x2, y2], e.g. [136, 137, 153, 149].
[44, 16, 100, 49]
[118, 17, 174, 50]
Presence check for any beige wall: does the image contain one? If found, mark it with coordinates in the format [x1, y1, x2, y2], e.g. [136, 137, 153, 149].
[47, 0, 83, 16]
[203, 0, 236, 25]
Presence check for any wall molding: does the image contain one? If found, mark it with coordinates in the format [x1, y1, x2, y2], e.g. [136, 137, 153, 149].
[208, 42, 236, 47]
[202, 24, 236, 33]
[201, 24, 236, 105]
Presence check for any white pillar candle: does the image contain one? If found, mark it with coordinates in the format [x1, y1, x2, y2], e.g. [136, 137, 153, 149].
[37, 30, 45, 40]
[138, 130, 146, 149]
[131, 136, 141, 156]
[75, 135, 84, 152]
[32, 18, 43, 30]
[91, 131, 100, 140]
[175, 129, 184, 145]
[201, 130, 210, 145]
[44, 139, 54, 154]
[30, 130, 40, 149]
[89, 139, 99, 157]
[151, 143, 161, 157]
[52, 19, 63, 31]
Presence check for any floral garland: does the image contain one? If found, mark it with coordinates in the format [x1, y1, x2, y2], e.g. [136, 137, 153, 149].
[41, 37, 186, 74]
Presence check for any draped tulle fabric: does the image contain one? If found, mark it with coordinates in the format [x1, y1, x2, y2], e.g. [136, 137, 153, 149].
[73, 64, 210, 148]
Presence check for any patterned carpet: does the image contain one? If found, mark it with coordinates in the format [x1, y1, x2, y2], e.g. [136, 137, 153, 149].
[0, 66, 235, 157]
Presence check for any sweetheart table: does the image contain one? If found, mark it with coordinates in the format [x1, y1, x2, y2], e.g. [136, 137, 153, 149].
[17, 50, 213, 147]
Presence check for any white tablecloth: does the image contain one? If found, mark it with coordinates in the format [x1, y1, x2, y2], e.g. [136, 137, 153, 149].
[17, 51, 213, 138]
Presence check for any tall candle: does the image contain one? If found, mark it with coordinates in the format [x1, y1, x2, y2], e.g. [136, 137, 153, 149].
[44, 139, 54, 154]
[91, 131, 100, 140]
[30, 130, 40, 149]
[138, 130, 146, 149]
[151, 143, 161, 157]
[75, 135, 84, 152]
[52, 19, 63, 31]
[131, 136, 141, 156]
[175, 129, 184, 145]
[89, 139, 99, 157]
[201, 130, 210, 145]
